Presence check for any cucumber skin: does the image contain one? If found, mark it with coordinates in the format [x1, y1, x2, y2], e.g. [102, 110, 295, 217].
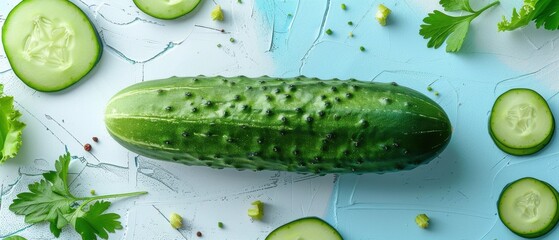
[105, 76, 452, 174]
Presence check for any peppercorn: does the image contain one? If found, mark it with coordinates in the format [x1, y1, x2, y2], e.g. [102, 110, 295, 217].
[84, 143, 92, 151]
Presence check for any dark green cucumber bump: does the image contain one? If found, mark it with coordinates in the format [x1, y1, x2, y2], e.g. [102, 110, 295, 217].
[105, 76, 452, 174]
[2, 0, 102, 92]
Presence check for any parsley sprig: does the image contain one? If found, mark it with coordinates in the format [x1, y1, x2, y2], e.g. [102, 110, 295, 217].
[497, 0, 559, 31]
[9, 153, 147, 240]
[499, 0, 559, 31]
[420, 0, 500, 52]
[532, 0, 559, 30]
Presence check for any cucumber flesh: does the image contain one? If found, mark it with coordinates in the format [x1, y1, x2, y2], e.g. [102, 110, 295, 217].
[498, 177, 559, 238]
[1, 0, 102, 92]
[489, 89, 554, 155]
[134, 0, 202, 20]
[265, 217, 343, 240]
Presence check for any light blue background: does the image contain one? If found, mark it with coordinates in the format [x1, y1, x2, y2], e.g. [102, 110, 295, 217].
[1, 0, 559, 239]
[256, 0, 559, 239]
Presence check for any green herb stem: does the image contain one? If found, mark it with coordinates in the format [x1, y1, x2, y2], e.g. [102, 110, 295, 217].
[77, 191, 148, 208]
[474, 1, 499, 16]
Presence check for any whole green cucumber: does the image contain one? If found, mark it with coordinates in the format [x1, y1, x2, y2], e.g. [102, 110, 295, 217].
[105, 76, 452, 173]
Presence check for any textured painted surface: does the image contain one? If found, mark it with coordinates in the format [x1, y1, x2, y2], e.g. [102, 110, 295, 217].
[255, 0, 559, 239]
[0, 1, 332, 239]
[1, 0, 559, 239]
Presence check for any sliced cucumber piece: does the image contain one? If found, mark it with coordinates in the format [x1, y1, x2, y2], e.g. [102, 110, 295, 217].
[266, 217, 343, 240]
[2, 0, 102, 92]
[489, 88, 554, 155]
[134, 0, 202, 20]
[498, 177, 559, 238]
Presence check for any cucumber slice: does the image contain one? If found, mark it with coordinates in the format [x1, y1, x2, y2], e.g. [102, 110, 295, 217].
[134, 0, 202, 20]
[498, 177, 559, 238]
[265, 217, 343, 240]
[489, 88, 554, 155]
[2, 0, 102, 92]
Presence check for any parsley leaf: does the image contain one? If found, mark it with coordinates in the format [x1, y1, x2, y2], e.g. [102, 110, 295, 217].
[498, 0, 538, 31]
[497, 0, 554, 31]
[420, 0, 500, 52]
[9, 153, 75, 224]
[534, 0, 559, 30]
[439, 0, 474, 13]
[75, 201, 123, 240]
[9, 153, 147, 240]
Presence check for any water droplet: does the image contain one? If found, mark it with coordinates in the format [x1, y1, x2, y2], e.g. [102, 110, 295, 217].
[379, 97, 392, 105]
[359, 120, 369, 128]
[185, 92, 192, 97]
[182, 131, 190, 137]
[165, 106, 173, 111]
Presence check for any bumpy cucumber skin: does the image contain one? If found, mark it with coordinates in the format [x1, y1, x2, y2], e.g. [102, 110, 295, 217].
[105, 76, 452, 174]
[497, 177, 559, 238]
[1, 0, 103, 92]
